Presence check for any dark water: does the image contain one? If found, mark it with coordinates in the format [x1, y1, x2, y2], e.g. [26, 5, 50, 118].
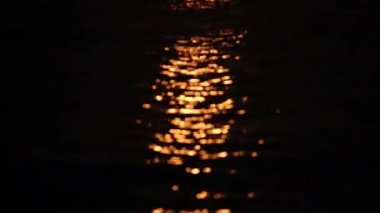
[3, 0, 379, 212]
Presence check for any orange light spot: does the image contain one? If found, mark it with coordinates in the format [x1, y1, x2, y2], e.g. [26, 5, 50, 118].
[191, 168, 200, 174]
[186, 167, 200, 175]
[195, 191, 209, 199]
[258, 139, 265, 145]
[152, 208, 164, 213]
[155, 95, 163, 101]
[218, 151, 228, 158]
[142, 103, 151, 109]
[203, 167, 212, 173]
[167, 156, 183, 165]
[171, 185, 179, 191]
[223, 80, 233, 85]
[216, 209, 231, 213]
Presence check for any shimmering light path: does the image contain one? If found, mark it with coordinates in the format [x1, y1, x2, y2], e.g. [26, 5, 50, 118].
[136, 4, 263, 210]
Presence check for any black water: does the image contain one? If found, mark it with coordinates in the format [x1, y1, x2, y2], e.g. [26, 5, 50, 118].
[3, 0, 379, 212]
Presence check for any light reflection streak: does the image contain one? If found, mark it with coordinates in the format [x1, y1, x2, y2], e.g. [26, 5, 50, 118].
[170, 0, 233, 10]
[128, 0, 273, 211]
[142, 29, 260, 175]
[141, 24, 257, 212]
[152, 208, 231, 213]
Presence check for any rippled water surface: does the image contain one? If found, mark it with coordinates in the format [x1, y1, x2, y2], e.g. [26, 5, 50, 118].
[5, 0, 378, 212]
[134, 2, 262, 212]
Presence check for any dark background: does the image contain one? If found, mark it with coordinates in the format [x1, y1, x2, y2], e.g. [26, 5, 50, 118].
[2, 0, 379, 212]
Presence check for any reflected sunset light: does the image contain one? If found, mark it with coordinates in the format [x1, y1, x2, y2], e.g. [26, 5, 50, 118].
[143, 29, 255, 172]
[140, 24, 258, 212]
[171, 0, 234, 10]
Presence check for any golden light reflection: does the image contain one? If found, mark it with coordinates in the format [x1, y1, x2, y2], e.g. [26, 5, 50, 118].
[143, 30, 249, 168]
[184, 166, 216, 175]
[258, 139, 265, 145]
[195, 191, 209, 199]
[142, 29, 260, 202]
[172, 185, 180, 191]
[203, 167, 212, 173]
[152, 208, 164, 213]
[152, 209, 231, 213]
[142, 103, 151, 109]
[149, 142, 253, 162]
[251, 151, 258, 158]
[170, 0, 234, 10]
[167, 156, 184, 165]
[216, 209, 231, 213]
[138, 3, 263, 209]
[186, 167, 201, 175]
